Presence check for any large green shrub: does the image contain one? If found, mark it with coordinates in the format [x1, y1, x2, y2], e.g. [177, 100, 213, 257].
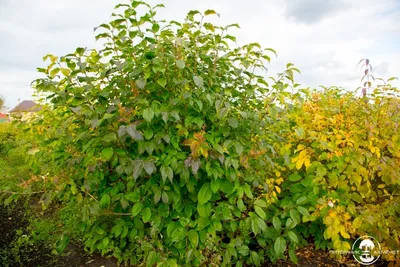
[28, 2, 293, 266]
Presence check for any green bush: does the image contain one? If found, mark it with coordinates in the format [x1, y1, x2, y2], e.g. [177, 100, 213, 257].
[0, 123, 34, 197]
[28, 1, 290, 266]
[0, 123, 17, 155]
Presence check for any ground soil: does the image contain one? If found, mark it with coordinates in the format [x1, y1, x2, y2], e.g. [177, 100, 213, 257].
[0, 203, 117, 267]
[0, 203, 392, 267]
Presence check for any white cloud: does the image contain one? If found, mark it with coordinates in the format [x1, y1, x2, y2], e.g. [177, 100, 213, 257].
[283, 0, 348, 24]
[0, 0, 399, 108]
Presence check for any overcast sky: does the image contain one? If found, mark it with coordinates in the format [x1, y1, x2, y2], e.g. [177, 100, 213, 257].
[0, 0, 399, 109]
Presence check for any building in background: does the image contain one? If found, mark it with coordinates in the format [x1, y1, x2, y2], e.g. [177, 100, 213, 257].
[9, 100, 41, 113]
[8, 100, 41, 121]
[0, 113, 7, 123]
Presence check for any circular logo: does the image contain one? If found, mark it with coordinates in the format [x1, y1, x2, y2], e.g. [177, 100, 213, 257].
[352, 236, 381, 265]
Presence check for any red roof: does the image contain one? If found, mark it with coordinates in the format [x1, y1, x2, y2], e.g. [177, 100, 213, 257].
[0, 113, 7, 119]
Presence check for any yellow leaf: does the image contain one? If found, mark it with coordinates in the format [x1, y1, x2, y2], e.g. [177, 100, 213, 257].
[61, 68, 71, 76]
[296, 144, 306, 151]
[50, 55, 58, 63]
[352, 217, 362, 229]
[341, 241, 351, 250]
[326, 226, 335, 239]
[378, 184, 385, 189]
[295, 150, 309, 170]
[275, 186, 281, 194]
[304, 158, 311, 168]
[339, 225, 350, 239]
[354, 175, 362, 186]
[296, 158, 304, 170]
[376, 147, 381, 158]
[323, 216, 333, 226]
[200, 147, 208, 158]
[333, 218, 341, 227]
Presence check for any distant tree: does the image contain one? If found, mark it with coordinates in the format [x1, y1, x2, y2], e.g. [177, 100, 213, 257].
[0, 94, 6, 112]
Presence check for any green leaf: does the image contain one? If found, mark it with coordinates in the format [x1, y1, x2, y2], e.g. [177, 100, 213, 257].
[127, 124, 143, 140]
[234, 143, 244, 156]
[198, 183, 212, 204]
[101, 148, 114, 161]
[120, 197, 129, 209]
[274, 237, 286, 256]
[162, 192, 169, 204]
[118, 125, 127, 139]
[142, 207, 151, 223]
[288, 173, 302, 182]
[50, 68, 60, 77]
[254, 206, 266, 220]
[296, 196, 308, 205]
[255, 217, 267, 232]
[197, 203, 211, 217]
[100, 194, 111, 208]
[136, 77, 146, 89]
[272, 216, 281, 230]
[161, 166, 173, 183]
[237, 245, 249, 256]
[103, 133, 117, 143]
[147, 251, 159, 266]
[56, 235, 69, 254]
[157, 78, 167, 88]
[289, 249, 298, 264]
[166, 259, 178, 267]
[250, 251, 261, 266]
[210, 179, 220, 193]
[103, 237, 109, 248]
[254, 199, 267, 208]
[290, 209, 301, 225]
[27, 148, 40, 155]
[143, 161, 156, 175]
[286, 218, 296, 229]
[288, 231, 299, 243]
[152, 23, 160, 32]
[316, 166, 327, 177]
[154, 191, 161, 204]
[125, 191, 140, 202]
[133, 161, 143, 180]
[188, 230, 199, 248]
[171, 227, 186, 242]
[61, 68, 71, 76]
[176, 60, 185, 69]
[251, 218, 259, 235]
[204, 9, 217, 16]
[193, 75, 204, 88]
[297, 206, 310, 217]
[228, 118, 238, 128]
[132, 202, 143, 217]
[143, 108, 155, 122]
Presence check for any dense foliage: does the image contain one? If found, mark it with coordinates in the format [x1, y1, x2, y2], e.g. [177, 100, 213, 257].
[1, 1, 399, 266]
